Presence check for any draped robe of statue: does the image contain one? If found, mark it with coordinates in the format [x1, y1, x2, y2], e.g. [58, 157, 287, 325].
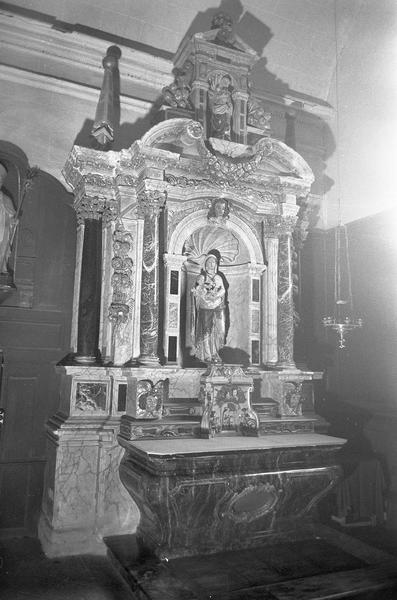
[208, 76, 233, 140]
[191, 254, 226, 363]
[0, 163, 16, 275]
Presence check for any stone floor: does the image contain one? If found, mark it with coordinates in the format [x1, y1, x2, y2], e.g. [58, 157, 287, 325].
[0, 537, 133, 600]
[1, 525, 397, 599]
[106, 524, 397, 600]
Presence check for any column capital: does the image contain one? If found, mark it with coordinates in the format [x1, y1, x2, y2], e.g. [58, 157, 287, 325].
[191, 80, 210, 90]
[262, 215, 297, 238]
[137, 189, 167, 218]
[74, 195, 119, 225]
[248, 262, 267, 277]
[63, 146, 120, 222]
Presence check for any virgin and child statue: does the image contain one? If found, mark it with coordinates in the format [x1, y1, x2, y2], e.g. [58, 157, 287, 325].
[191, 253, 226, 363]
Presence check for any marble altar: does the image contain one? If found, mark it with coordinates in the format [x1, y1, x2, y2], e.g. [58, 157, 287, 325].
[39, 13, 344, 558]
[119, 434, 345, 559]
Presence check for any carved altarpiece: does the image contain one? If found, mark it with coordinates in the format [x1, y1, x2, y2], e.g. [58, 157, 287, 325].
[39, 15, 344, 560]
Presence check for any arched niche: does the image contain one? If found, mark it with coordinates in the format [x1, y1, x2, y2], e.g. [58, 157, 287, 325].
[163, 204, 266, 367]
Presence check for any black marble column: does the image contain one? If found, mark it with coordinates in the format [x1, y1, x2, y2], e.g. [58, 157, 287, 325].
[76, 218, 102, 363]
[138, 191, 165, 366]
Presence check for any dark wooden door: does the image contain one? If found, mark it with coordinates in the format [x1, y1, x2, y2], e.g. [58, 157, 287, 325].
[0, 160, 76, 537]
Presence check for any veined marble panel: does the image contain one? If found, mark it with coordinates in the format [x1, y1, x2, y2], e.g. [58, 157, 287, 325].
[39, 416, 138, 557]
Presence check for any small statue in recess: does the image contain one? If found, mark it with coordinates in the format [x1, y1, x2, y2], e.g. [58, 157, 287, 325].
[208, 74, 234, 140]
[191, 253, 226, 363]
[0, 163, 16, 275]
[247, 97, 272, 133]
[162, 61, 193, 110]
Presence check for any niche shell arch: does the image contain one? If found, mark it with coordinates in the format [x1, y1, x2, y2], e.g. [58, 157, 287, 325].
[168, 207, 264, 265]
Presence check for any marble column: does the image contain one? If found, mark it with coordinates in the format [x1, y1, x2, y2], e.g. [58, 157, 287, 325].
[277, 231, 296, 369]
[232, 91, 248, 144]
[75, 207, 103, 364]
[191, 80, 209, 135]
[262, 236, 278, 366]
[138, 190, 165, 366]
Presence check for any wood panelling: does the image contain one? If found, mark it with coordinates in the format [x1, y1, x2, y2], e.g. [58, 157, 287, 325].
[0, 320, 64, 351]
[0, 163, 75, 536]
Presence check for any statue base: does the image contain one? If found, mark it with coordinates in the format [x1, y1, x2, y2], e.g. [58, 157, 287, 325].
[199, 364, 259, 437]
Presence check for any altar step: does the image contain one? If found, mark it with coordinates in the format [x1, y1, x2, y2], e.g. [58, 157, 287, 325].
[258, 417, 316, 434]
[106, 530, 397, 600]
[120, 396, 318, 440]
[252, 397, 279, 418]
[119, 415, 317, 439]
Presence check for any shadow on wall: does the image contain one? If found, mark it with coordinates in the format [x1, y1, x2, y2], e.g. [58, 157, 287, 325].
[73, 0, 335, 195]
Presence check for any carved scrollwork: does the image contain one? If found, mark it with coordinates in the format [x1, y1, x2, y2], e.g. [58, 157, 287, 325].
[136, 379, 169, 419]
[83, 174, 114, 187]
[257, 191, 276, 204]
[165, 173, 213, 189]
[115, 174, 136, 186]
[186, 120, 203, 140]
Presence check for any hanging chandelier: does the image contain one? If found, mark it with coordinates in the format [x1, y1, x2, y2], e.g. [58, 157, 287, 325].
[322, 222, 363, 349]
[322, 0, 363, 349]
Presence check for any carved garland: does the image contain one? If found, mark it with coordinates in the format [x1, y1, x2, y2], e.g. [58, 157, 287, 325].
[108, 221, 134, 337]
[199, 138, 274, 184]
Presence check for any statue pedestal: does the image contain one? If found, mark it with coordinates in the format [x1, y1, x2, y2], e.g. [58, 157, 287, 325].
[118, 433, 345, 560]
[199, 364, 259, 437]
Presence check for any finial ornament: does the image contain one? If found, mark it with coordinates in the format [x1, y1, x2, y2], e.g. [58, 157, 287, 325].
[91, 46, 122, 149]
